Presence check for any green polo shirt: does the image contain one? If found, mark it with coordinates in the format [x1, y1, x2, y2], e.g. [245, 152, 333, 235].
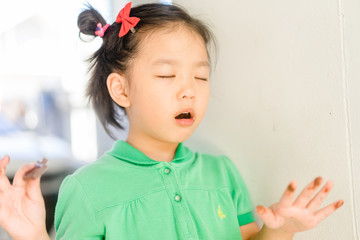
[55, 140, 255, 239]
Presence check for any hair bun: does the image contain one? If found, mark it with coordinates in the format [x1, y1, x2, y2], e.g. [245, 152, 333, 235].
[78, 4, 107, 39]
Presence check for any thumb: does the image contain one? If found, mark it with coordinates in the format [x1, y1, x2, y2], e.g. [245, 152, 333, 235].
[26, 176, 43, 202]
[256, 205, 279, 229]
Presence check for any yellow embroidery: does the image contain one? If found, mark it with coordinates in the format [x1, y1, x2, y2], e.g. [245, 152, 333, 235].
[218, 205, 226, 219]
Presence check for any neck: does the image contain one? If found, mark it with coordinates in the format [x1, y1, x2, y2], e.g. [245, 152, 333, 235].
[126, 134, 179, 163]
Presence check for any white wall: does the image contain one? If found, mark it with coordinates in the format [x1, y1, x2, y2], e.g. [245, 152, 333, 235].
[177, 0, 359, 239]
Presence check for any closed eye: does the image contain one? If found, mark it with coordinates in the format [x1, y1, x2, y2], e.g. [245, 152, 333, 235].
[195, 77, 208, 81]
[157, 75, 176, 79]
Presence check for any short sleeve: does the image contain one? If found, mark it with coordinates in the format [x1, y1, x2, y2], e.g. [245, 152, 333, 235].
[54, 175, 104, 239]
[223, 156, 255, 226]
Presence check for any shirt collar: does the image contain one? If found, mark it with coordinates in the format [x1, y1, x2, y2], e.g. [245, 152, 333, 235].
[107, 140, 194, 167]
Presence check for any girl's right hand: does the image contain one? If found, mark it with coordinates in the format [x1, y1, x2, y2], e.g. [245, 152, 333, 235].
[0, 155, 50, 240]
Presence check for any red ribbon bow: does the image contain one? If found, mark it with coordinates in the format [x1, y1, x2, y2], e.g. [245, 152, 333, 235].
[116, 2, 140, 38]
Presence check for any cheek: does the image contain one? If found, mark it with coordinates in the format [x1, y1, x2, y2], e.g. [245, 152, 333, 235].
[128, 82, 156, 106]
[199, 85, 210, 108]
[130, 86, 172, 120]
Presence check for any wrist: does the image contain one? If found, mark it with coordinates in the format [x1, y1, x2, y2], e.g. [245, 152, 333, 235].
[13, 229, 50, 240]
[36, 229, 51, 240]
[260, 225, 295, 240]
[11, 232, 50, 240]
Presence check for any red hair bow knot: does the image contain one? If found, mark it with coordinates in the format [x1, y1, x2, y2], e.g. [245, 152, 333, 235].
[116, 2, 140, 38]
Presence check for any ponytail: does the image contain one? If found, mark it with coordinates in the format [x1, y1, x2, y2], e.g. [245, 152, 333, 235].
[78, 5, 126, 138]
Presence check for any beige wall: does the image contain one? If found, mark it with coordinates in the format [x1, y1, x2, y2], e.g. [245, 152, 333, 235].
[172, 0, 359, 239]
[344, 0, 360, 238]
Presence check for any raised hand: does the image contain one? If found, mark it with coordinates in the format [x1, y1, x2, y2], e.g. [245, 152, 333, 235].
[256, 177, 343, 234]
[0, 155, 49, 240]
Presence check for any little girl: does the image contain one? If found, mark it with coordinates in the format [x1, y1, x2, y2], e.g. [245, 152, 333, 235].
[0, 2, 343, 240]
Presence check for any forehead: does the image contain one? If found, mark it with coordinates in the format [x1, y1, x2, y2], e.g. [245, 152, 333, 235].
[134, 25, 209, 67]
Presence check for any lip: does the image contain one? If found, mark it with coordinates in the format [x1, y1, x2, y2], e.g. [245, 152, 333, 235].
[174, 108, 195, 126]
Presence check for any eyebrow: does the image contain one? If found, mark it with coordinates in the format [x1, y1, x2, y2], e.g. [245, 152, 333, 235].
[152, 59, 210, 68]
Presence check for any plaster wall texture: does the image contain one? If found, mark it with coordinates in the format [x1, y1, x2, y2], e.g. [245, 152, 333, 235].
[175, 0, 360, 239]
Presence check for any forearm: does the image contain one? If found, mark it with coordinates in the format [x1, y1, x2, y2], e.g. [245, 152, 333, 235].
[248, 225, 294, 240]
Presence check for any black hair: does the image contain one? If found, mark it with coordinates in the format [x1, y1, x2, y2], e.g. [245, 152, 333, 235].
[77, 3, 217, 138]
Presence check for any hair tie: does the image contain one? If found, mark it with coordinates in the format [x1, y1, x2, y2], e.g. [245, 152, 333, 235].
[116, 2, 140, 38]
[95, 23, 110, 38]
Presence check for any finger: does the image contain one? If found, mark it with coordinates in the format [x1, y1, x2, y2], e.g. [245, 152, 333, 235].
[306, 180, 334, 211]
[26, 176, 43, 201]
[278, 180, 298, 208]
[256, 205, 281, 229]
[314, 199, 344, 223]
[12, 163, 36, 188]
[0, 155, 10, 172]
[0, 155, 11, 191]
[25, 159, 47, 200]
[293, 177, 323, 208]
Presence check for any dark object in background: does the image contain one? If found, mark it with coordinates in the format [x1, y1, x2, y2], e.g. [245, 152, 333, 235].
[23, 158, 48, 180]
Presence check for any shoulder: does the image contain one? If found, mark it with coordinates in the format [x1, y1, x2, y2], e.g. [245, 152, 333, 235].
[69, 153, 117, 179]
[195, 153, 253, 201]
[57, 154, 115, 191]
[195, 152, 238, 173]
[57, 153, 128, 205]
[191, 152, 244, 187]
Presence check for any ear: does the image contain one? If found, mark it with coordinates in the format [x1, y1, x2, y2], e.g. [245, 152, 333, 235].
[107, 73, 130, 108]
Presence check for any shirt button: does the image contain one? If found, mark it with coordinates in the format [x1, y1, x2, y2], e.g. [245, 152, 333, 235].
[174, 194, 181, 202]
[164, 168, 171, 174]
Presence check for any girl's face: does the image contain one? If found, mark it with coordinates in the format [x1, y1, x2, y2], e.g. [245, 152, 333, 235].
[125, 26, 210, 145]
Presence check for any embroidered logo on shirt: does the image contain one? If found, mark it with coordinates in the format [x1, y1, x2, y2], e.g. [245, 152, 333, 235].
[218, 205, 226, 219]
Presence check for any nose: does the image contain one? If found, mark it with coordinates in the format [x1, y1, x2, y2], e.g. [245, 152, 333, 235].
[180, 89, 195, 100]
[177, 79, 195, 101]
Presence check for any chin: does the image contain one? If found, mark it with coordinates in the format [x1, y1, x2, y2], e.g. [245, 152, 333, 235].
[170, 130, 195, 143]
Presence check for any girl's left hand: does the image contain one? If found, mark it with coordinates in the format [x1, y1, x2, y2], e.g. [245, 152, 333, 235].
[256, 177, 344, 234]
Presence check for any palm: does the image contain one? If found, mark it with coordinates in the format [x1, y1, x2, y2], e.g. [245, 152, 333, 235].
[256, 177, 343, 234]
[0, 156, 47, 240]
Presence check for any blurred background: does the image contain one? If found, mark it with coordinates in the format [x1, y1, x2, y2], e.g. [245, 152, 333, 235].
[1, 0, 359, 239]
[0, 0, 127, 238]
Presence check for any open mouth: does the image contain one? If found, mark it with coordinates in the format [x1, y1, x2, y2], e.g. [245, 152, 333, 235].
[175, 112, 192, 119]
[174, 110, 194, 126]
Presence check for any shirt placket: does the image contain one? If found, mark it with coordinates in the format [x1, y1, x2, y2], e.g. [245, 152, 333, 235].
[159, 162, 198, 240]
